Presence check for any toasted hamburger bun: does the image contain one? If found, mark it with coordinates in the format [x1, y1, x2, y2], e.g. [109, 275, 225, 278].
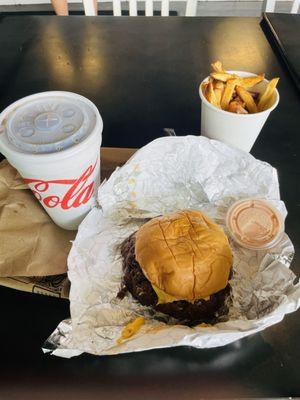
[135, 210, 233, 302]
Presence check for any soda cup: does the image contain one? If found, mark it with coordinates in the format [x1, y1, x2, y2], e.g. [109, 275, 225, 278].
[0, 91, 103, 230]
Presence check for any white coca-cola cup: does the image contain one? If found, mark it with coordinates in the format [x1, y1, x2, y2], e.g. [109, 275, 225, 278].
[0, 91, 103, 230]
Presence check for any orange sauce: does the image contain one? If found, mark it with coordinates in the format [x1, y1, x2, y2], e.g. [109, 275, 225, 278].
[226, 199, 284, 250]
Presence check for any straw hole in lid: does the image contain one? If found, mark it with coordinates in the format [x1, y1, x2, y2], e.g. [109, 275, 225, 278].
[63, 124, 75, 134]
[20, 127, 35, 137]
[62, 108, 76, 118]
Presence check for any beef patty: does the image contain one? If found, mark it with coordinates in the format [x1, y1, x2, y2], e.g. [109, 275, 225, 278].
[118, 233, 230, 326]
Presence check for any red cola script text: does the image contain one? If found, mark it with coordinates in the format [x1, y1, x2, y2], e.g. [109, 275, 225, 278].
[24, 159, 98, 210]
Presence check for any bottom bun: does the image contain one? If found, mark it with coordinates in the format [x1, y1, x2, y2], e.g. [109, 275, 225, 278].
[118, 233, 230, 326]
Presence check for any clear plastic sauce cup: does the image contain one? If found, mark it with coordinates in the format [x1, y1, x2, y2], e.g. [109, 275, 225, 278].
[226, 198, 284, 250]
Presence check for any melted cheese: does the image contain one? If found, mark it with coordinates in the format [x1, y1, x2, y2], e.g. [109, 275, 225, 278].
[117, 317, 145, 344]
[152, 284, 180, 304]
[152, 284, 210, 304]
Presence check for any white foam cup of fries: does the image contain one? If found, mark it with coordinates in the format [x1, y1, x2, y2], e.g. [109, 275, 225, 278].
[199, 71, 279, 152]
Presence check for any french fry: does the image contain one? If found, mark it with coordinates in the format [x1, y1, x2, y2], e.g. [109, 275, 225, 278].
[258, 77, 279, 111]
[238, 74, 265, 89]
[228, 101, 248, 114]
[210, 72, 237, 82]
[262, 96, 276, 112]
[213, 80, 224, 107]
[221, 79, 238, 110]
[202, 77, 213, 100]
[201, 82, 208, 98]
[234, 95, 246, 107]
[206, 81, 219, 108]
[236, 85, 257, 113]
[214, 80, 224, 90]
[248, 90, 259, 100]
[202, 61, 279, 115]
[211, 60, 225, 73]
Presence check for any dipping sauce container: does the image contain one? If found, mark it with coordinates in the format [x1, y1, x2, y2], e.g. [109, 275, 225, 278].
[226, 198, 284, 250]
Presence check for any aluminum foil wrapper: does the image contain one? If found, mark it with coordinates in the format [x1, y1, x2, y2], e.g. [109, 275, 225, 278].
[44, 136, 299, 358]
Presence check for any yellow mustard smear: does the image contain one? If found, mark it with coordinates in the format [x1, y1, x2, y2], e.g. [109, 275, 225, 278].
[117, 317, 145, 344]
[196, 323, 212, 328]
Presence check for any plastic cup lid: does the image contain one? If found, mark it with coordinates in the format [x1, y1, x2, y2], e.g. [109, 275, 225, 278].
[226, 198, 284, 250]
[3, 94, 97, 154]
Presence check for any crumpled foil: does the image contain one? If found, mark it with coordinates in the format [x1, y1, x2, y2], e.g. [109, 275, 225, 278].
[44, 136, 300, 358]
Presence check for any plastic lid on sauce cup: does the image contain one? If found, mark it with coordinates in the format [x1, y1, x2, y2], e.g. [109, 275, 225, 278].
[226, 198, 284, 250]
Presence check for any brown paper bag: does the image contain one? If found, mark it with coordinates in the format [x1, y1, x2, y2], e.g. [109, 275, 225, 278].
[0, 160, 75, 277]
[0, 148, 136, 281]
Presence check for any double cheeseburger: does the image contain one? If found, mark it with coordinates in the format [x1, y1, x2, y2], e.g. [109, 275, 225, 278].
[118, 210, 233, 326]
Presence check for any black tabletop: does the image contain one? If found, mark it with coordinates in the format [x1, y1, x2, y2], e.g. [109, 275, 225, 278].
[262, 13, 300, 93]
[0, 16, 299, 399]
